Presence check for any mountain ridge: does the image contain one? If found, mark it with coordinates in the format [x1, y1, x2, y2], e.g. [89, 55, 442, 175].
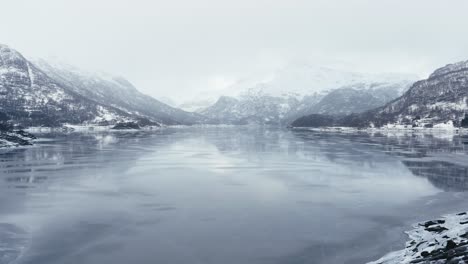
[0, 44, 205, 127]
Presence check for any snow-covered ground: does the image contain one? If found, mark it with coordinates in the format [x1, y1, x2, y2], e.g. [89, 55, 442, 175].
[369, 212, 468, 264]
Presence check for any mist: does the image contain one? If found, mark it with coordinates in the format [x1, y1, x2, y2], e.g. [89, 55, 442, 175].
[2, 0, 468, 103]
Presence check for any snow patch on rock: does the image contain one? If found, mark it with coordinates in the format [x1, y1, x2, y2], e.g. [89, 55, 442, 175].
[369, 212, 468, 264]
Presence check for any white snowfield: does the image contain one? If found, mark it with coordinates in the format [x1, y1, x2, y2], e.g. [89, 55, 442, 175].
[369, 212, 468, 264]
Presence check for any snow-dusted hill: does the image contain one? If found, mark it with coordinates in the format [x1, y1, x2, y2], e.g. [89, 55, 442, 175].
[0, 44, 205, 127]
[291, 60, 468, 128]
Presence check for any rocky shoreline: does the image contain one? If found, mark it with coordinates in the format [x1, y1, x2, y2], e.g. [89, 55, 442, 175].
[0, 130, 36, 148]
[369, 212, 468, 264]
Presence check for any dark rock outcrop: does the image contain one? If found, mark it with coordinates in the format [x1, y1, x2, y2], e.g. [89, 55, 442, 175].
[369, 212, 468, 264]
[462, 116, 468, 128]
[0, 122, 35, 148]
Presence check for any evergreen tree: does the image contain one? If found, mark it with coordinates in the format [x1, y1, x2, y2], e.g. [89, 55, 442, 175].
[462, 115, 468, 128]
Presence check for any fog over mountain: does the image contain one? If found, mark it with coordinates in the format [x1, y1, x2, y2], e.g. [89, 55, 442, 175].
[2, 0, 468, 104]
[196, 66, 416, 125]
[0, 44, 206, 128]
[291, 60, 468, 129]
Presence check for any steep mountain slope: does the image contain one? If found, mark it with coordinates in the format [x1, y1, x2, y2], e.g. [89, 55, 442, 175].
[291, 60, 468, 128]
[32, 58, 205, 125]
[0, 44, 203, 127]
[0, 44, 128, 126]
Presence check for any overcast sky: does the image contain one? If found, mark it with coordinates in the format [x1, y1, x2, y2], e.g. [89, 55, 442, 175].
[1, 0, 468, 103]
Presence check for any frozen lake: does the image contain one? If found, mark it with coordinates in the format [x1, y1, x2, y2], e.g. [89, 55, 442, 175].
[1, 127, 468, 264]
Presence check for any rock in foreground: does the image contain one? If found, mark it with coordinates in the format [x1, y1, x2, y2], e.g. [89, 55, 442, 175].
[369, 212, 468, 264]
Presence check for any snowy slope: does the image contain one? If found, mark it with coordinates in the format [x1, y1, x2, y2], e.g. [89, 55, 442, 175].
[369, 212, 468, 264]
[33, 58, 207, 125]
[291, 59, 468, 128]
[0, 44, 205, 127]
[0, 44, 128, 126]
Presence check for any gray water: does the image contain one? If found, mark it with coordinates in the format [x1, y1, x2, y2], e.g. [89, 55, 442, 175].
[1, 127, 468, 264]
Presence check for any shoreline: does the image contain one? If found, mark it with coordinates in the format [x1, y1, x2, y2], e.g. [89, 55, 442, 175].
[2, 124, 466, 148]
[369, 212, 468, 263]
[0, 131, 36, 148]
[291, 126, 468, 135]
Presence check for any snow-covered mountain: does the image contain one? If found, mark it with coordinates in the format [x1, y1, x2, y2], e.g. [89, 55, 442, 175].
[33, 58, 207, 125]
[225, 62, 415, 99]
[291, 60, 468, 128]
[199, 78, 414, 125]
[0, 44, 205, 127]
[181, 63, 417, 114]
[199, 91, 302, 125]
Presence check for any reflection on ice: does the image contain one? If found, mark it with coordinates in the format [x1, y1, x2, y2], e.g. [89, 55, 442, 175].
[0, 128, 467, 264]
[0, 223, 30, 264]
